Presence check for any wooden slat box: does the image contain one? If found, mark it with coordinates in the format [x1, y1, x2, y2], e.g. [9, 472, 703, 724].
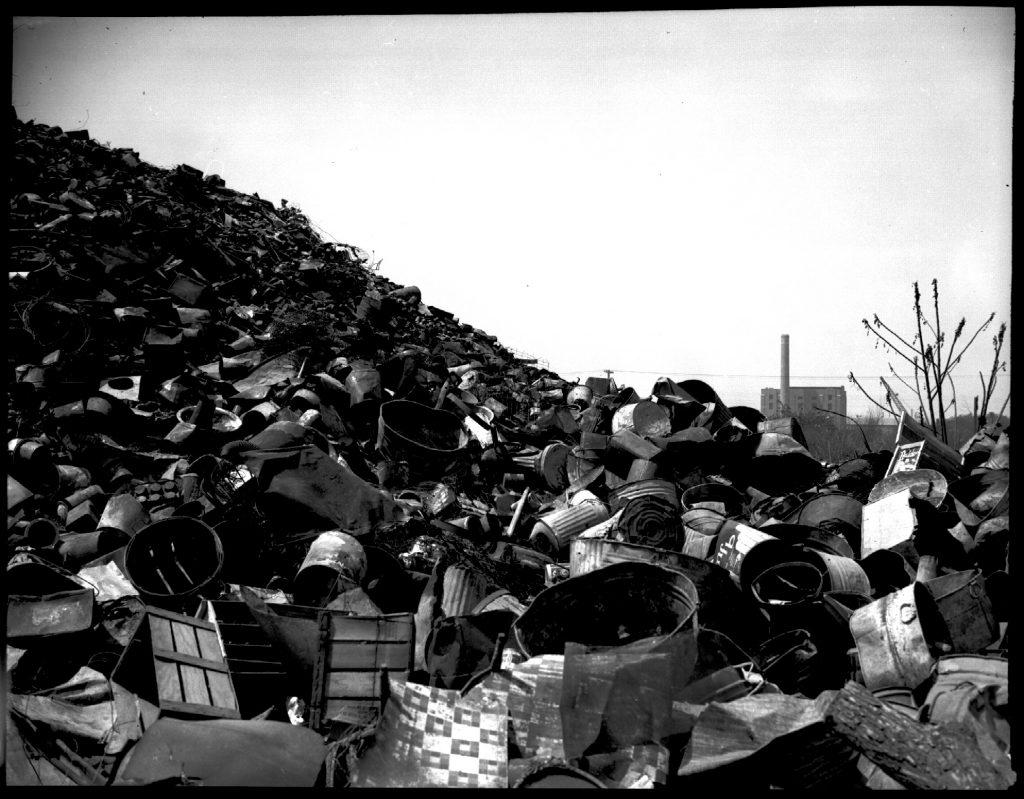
[310, 612, 414, 729]
[204, 599, 289, 717]
[113, 605, 240, 720]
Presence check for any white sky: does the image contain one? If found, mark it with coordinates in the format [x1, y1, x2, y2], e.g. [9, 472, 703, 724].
[12, 10, 1013, 420]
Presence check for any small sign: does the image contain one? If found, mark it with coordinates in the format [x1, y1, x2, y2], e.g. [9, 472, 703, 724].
[887, 441, 925, 476]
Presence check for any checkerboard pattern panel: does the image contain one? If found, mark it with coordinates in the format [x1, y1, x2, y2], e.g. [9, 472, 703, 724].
[618, 742, 670, 788]
[353, 679, 508, 788]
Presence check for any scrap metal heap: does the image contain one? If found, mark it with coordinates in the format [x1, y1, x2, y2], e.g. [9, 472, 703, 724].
[6, 113, 1013, 789]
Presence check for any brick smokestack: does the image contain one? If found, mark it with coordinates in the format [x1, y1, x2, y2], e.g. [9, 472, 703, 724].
[780, 334, 790, 412]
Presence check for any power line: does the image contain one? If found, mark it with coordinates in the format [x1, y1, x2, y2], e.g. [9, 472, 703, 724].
[552, 369, 1010, 379]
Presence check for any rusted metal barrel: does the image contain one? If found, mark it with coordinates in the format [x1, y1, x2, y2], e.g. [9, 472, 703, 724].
[849, 582, 951, 691]
[123, 517, 225, 609]
[293, 530, 368, 606]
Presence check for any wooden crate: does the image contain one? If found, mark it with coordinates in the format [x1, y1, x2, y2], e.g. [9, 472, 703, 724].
[113, 605, 240, 719]
[205, 600, 289, 716]
[310, 612, 414, 729]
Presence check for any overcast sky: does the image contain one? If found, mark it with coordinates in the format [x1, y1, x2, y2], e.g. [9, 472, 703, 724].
[12, 10, 1013, 420]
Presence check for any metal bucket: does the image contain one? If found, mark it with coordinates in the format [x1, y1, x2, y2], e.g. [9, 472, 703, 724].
[566, 384, 594, 409]
[712, 521, 785, 586]
[123, 517, 225, 609]
[511, 561, 699, 658]
[97, 494, 151, 537]
[293, 530, 368, 606]
[923, 569, 999, 653]
[802, 549, 872, 594]
[680, 483, 745, 516]
[849, 582, 951, 691]
[530, 501, 611, 556]
[749, 561, 824, 634]
[536, 442, 571, 491]
[607, 479, 679, 513]
[377, 400, 469, 481]
[783, 491, 864, 531]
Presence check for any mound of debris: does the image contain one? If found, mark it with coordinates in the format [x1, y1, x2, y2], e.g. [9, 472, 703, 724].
[7, 113, 1012, 789]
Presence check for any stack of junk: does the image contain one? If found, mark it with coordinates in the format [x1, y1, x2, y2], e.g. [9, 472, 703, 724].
[6, 111, 1012, 789]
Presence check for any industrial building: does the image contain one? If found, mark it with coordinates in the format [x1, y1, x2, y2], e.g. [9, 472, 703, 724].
[761, 334, 847, 422]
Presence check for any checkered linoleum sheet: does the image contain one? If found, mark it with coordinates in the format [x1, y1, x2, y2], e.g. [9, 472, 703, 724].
[352, 678, 508, 788]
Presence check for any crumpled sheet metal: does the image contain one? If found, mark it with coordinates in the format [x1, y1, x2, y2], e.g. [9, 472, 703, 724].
[114, 717, 327, 786]
[350, 678, 508, 788]
[8, 665, 146, 755]
[677, 690, 837, 776]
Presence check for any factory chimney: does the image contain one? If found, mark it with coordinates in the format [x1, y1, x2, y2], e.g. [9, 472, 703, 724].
[780, 334, 790, 413]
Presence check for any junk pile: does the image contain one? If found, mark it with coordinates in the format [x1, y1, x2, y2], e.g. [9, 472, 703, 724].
[6, 114, 1012, 789]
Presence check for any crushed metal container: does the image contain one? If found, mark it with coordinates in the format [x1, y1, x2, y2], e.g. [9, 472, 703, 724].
[7, 552, 96, 642]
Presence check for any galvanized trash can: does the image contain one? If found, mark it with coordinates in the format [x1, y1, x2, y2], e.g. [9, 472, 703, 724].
[849, 582, 951, 691]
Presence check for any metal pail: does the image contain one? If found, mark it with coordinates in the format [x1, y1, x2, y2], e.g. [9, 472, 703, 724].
[849, 582, 951, 691]
[97, 494, 151, 537]
[923, 569, 999, 653]
[712, 521, 784, 586]
[293, 530, 368, 606]
[802, 549, 872, 594]
[377, 400, 468, 481]
[680, 482, 745, 516]
[511, 561, 699, 658]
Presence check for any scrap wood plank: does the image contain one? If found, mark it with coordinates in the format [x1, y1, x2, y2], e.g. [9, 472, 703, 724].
[824, 681, 1013, 790]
